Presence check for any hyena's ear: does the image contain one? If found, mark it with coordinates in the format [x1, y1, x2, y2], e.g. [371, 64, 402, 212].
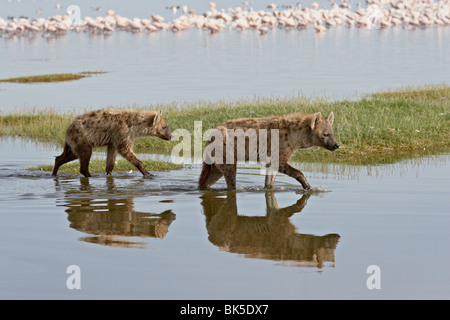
[310, 112, 322, 130]
[152, 112, 160, 126]
[326, 112, 334, 126]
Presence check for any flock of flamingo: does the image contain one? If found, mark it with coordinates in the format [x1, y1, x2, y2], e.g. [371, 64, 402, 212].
[1, 0, 449, 37]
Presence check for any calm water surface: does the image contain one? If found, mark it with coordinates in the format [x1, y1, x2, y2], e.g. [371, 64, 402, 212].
[0, 1, 449, 112]
[0, 138, 448, 299]
[0, 0, 449, 300]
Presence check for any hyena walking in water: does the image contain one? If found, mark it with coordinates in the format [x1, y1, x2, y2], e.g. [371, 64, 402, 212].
[52, 109, 172, 177]
[199, 112, 339, 190]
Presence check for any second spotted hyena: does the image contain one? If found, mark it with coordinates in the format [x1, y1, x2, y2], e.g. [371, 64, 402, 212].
[52, 108, 172, 177]
[199, 112, 339, 190]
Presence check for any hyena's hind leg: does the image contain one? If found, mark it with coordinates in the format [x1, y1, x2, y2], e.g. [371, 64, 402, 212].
[199, 164, 224, 189]
[221, 164, 237, 190]
[105, 145, 118, 175]
[207, 165, 223, 187]
[77, 145, 93, 177]
[52, 143, 78, 176]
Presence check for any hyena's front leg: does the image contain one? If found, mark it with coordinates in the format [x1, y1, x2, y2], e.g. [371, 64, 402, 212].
[106, 145, 118, 175]
[264, 173, 277, 189]
[264, 164, 277, 189]
[279, 163, 311, 190]
[119, 148, 153, 177]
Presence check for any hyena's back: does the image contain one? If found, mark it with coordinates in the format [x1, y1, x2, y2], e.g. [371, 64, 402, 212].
[65, 109, 159, 150]
[211, 116, 286, 161]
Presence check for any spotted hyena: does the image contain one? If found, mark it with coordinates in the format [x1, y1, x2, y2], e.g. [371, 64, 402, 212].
[198, 112, 339, 190]
[52, 108, 172, 177]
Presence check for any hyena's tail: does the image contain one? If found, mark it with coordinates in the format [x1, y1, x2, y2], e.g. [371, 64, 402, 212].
[198, 162, 212, 189]
[62, 142, 71, 156]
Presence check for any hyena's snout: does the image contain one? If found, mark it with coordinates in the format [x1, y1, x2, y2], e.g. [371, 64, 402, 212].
[164, 130, 174, 141]
[325, 136, 340, 151]
[328, 139, 340, 151]
[158, 126, 173, 141]
[331, 141, 340, 151]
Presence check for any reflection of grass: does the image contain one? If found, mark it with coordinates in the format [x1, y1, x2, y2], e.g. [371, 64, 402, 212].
[0, 71, 106, 83]
[30, 158, 182, 174]
[1, 85, 449, 166]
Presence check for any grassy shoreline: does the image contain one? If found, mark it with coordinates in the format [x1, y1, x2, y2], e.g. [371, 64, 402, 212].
[1, 85, 449, 171]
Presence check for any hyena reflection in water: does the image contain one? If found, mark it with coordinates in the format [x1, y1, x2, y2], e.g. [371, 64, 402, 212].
[58, 177, 176, 248]
[201, 192, 340, 268]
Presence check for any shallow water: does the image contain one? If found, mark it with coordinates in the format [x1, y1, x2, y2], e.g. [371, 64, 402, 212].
[0, 138, 448, 299]
[1, 0, 449, 300]
[1, 1, 449, 113]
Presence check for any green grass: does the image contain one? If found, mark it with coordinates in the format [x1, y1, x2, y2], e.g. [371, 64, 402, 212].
[1, 85, 449, 167]
[371, 84, 450, 102]
[30, 158, 182, 174]
[0, 71, 106, 83]
[0, 108, 74, 142]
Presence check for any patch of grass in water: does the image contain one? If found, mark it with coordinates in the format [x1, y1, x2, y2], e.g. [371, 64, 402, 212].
[30, 158, 182, 175]
[2, 84, 449, 167]
[0, 71, 106, 83]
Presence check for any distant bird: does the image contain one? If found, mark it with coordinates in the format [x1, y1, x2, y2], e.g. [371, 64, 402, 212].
[166, 6, 180, 14]
[258, 26, 268, 34]
[314, 21, 326, 33]
[130, 19, 143, 31]
[151, 14, 165, 23]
